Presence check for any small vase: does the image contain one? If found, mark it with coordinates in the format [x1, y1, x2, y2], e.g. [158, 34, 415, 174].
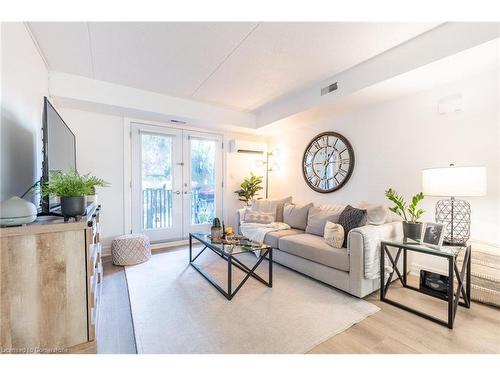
[60, 196, 87, 221]
[403, 222, 423, 242]
[211, 227, 222, 240]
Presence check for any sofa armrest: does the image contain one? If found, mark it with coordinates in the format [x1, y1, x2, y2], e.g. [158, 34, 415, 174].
[236, 208, 247, 235]
[348, 222, 403, 280]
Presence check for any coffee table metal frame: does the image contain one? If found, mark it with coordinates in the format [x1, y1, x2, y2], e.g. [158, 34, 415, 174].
[189, 232, 273, 300]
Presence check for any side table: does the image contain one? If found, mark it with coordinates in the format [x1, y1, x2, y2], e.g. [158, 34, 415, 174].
[380, 240, 471, 329]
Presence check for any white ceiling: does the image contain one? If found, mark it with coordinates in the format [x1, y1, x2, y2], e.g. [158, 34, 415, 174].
[28, 22, 439, 112]
[259, 37, 500, 134]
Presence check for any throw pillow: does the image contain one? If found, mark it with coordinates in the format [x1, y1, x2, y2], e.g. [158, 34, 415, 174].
[283, 203, 313, 230]
[243, 209, 275, 224]
[357, 201, 388, 225]
[305, 205, 344, 236]
[324, 221, 345, 248]
[338, 205, 368, 248]
[251, 196, 292, 223]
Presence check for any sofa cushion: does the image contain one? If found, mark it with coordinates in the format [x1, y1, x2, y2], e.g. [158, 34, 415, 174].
[278, 233, 350, 272]
[252, 196, 292, 223]
[283, 203, 313, 230]
[338, 205, 367, 248]
[305, 205, 344, 235]
[263, 228, 305, 248]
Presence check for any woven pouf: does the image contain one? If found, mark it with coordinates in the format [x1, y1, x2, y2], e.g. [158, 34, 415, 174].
[111, 234, 151, 266]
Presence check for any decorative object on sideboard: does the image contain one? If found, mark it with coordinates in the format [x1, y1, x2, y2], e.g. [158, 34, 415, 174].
[420, 222, 445, 249]
[385, 188, 425, 242]
[0, 196, 38, 226]
[234, 173, 263, 206]
[302, 132, 354, 193]
[256, 148, 280, 198]
[42, 168, 110, 222]
[422, 164, 487, 245]
[211, 217, 223, 240]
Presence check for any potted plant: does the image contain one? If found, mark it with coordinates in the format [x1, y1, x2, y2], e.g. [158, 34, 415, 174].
[42, 169, 109, 221]
[85, 175, 110, 204]
[234, 173, 263, 206]
[211, 217, 222, 241]
[385, 188, 425, 242]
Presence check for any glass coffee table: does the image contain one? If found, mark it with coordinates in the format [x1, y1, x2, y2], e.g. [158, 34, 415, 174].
[189, 232, 273, 300]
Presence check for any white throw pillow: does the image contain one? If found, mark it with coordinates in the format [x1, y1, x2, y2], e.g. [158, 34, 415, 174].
[324, 221, 345, 248]
[357, 201, 388, 225]
[243, 209, 275, 224]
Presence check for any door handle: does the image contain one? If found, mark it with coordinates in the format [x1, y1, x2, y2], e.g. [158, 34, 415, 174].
[184, 191, 191, 195]
[174, 190, 181, 195]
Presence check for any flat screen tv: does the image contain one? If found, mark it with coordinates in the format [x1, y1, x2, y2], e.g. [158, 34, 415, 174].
[40, 97, 76, 214]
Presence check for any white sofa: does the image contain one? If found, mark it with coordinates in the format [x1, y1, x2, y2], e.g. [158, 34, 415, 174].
[237, 203, 403, 298]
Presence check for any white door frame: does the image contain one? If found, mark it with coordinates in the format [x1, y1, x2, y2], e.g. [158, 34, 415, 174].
[123, 118, 225, 243]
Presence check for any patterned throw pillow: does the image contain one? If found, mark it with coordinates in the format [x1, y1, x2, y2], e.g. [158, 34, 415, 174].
[243, 209, 276, 224]
[324, 221, 345, 248]
[338, 205, 368, 248]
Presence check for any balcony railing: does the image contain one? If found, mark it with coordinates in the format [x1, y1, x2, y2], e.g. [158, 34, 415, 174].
[142, 186, 215, 229]
[142, 187, 172, 229]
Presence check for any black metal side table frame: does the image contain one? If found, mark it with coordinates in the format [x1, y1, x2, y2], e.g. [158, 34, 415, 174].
[380, 241, 471, 329]
[189, 234, 273, 301]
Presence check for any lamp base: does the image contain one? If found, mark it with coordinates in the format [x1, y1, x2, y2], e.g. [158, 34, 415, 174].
[435, 198, 471, 245]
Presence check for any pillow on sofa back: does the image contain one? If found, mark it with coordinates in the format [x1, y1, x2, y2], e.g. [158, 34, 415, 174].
[243, 209, 275, 224]
[305, 205, 345, 236]
[283, 203, 313, 230]
[252, 196, 292, 223]
[356, 201, 388, 225]
[338, 205, 368, 248]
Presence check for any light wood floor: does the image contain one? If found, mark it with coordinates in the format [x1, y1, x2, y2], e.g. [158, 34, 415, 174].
[99, 248, 500, 354]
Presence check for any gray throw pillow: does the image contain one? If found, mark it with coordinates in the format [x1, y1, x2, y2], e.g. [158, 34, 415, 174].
[283, 203, 313, 230]
[305, 206, 344, 236]
[338, 205, 367, 248]
[251, 196, 292, 223]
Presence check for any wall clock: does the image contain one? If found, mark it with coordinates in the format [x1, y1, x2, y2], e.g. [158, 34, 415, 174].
[302, 131, 355, 193]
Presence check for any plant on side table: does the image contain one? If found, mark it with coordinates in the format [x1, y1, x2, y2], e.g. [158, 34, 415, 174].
[385, 188, 425, 242]
[234, 173, 263, 206]
[42, 169, 109, 221]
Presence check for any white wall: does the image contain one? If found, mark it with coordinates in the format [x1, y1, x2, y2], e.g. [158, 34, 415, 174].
[268, 68, 500, 271]
[58, 108, 265, 251]
[1, 23, 49, 201]
[57, 108, 125, 250]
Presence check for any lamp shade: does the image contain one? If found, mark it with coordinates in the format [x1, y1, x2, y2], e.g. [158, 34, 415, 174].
[422, 166, 487, 197]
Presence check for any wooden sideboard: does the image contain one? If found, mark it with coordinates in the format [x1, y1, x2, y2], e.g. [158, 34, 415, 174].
[0, 203, 102, 354]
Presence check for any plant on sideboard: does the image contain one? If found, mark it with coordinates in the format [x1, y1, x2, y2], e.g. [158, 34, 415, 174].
[234, 173, 263, 206]
[385, 188, 425, 241]
[42, 168, 109, 220]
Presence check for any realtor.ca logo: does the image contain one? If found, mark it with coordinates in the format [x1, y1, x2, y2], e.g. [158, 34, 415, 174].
[1, 347, 69, 354]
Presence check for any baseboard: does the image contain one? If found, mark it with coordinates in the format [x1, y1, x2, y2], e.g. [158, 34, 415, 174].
[409, 262, 447, 277]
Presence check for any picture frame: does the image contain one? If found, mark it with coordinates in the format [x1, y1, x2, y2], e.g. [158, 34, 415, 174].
[420, 222, 445, 248]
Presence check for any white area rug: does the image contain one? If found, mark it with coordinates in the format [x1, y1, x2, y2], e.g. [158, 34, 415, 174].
[125, 248, 379, 353]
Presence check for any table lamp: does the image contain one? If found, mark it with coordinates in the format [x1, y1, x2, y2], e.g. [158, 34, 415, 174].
[422, 164, 486, 245]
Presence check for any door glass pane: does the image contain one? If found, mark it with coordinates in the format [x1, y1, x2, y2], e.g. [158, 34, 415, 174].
[190, 138, 216, 225]
[141, 133, 173, 229]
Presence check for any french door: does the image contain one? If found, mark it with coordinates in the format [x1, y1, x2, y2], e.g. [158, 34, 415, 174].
[131, 123, 223, 243]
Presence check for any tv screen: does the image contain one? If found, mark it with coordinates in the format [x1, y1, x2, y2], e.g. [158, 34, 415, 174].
[41, 97, 76, 213]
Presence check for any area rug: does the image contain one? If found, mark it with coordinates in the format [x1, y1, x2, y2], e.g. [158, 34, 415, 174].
[125, 248, 379, 353]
